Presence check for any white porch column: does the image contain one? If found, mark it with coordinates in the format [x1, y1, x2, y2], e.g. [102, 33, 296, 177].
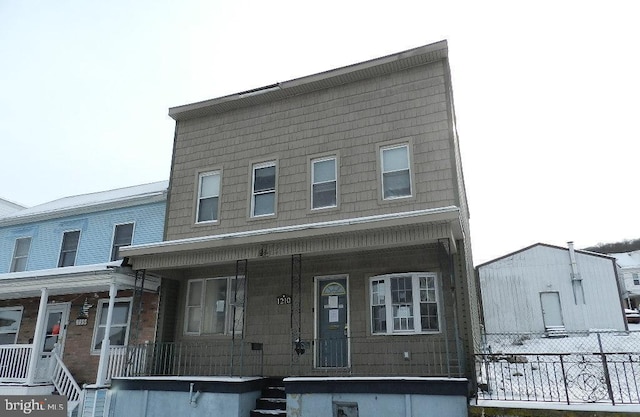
[96, 280, 117, 386]
[26, 287, 49, 385]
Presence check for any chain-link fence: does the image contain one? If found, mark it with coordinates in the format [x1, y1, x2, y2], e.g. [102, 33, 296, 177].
[476, 330, 640, 405]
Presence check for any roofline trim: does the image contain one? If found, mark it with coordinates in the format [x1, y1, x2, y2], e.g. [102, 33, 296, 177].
[122, 206, 462, 258]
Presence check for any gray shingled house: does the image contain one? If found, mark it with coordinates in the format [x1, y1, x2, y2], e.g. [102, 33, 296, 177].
[112, 40, 478, 417]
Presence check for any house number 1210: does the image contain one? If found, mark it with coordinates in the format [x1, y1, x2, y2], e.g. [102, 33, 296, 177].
[277, 294, 292, 305]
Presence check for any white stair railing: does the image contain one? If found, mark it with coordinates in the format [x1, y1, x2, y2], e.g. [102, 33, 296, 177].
[50, 346, 82, 415]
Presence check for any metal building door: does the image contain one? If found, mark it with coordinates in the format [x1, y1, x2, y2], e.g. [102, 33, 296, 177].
[316, 277, 349, 368]
[540, 292, 564, 328]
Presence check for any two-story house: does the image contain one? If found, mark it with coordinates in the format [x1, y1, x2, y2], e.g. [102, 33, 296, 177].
[610, 250, 640, 310]
[0, 181, 167, 414]
[117, 40, 478, 417]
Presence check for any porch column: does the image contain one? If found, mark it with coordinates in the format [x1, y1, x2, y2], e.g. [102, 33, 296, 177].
[96, 280, 117, 386]
[26, 287, 49, 385]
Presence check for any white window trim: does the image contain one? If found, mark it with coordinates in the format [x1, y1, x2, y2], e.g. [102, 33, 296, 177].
[380, 143, 413, 200]
[195, 170, 221, 224]
[91, 298, 133, 355]
[184, 277, 245, 336]
[110, 222, 135, 261]
[10, 237, 31, 273]
[250, 161, 277, 218]
[58, 230, 81, 267]
[0, 306, 23, 344]
[369, 272, 441, 335]
[311, 156, 338, 210]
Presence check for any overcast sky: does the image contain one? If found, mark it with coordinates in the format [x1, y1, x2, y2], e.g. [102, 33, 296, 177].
[1, 1, 638, 264]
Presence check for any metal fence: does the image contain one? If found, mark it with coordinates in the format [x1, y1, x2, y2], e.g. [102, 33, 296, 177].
[476, 330, 640, 405]
[108, 334, 464, 380]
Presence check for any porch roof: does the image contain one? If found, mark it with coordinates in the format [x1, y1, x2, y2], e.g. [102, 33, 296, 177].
[121, 206, 463, 271]
[0, 262, 161, 300]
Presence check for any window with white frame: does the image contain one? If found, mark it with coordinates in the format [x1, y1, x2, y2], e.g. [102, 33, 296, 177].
[634, 273, 640, 286]
[185, 277, 245, 335]
[92, 299, 132, 353]
[196, 171, 221, 223]
[370, 273, 439, 334]
[311, 157, 337, 209]
[251, 162, 276, 217]
[0, 307, 23, 344]
[10, 237, 31, 272]
[58, 231, 80, 267]
[381, 144, 412, 199]
[111, 223, 134, 261]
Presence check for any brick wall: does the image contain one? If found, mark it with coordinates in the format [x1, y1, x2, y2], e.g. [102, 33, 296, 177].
[0, 289, 159, 386]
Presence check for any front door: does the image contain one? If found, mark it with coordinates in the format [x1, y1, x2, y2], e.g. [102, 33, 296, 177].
[540, 292, 564, 328]
[35, 303, 70, 381]
[316, 277, 349, 368]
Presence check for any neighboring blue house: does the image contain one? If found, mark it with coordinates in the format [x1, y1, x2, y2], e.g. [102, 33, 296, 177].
[0, 181, 167, 415]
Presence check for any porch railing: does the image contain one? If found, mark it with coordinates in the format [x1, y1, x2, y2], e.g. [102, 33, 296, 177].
[0, 344, 32, 382]
[107, 335, 462, 379]
[50, 346, 82, 413]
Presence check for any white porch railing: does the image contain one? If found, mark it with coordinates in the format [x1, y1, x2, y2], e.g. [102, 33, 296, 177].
[107, 345, 148, 381]
[50, 346, 82, 415]
[0, 344, 33, 382]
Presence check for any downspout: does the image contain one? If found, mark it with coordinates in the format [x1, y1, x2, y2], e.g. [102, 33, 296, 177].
[96, 280, 118, 386]
[26, 288, 49, 385]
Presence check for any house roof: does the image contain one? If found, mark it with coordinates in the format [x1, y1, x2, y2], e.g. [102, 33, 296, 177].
[475, 242, 615, 269]
[168, 40, 448, 121]
[609, 250, 640, 268]
[0, 180, 168, 227]
[0, 198, 26, 217]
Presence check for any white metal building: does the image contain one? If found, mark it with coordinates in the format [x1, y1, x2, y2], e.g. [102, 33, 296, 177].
[477, 243, 627, 335]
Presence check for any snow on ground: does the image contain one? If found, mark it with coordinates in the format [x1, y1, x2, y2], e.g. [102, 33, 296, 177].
[478, 329, 640, 405]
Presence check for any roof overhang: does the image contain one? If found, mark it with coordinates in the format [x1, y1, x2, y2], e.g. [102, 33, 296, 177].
[169, 41, 448, 121]
[0, 262, 161, 300]
[122, 206, 463, 271]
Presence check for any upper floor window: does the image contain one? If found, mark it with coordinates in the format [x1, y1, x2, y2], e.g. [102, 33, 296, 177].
[634, 273, 640, 286]
[381, 144, 412, 199]
[370, 272, 440, 335]
[196, 171, 221, 223]
[10, 237, 31, 272]
[111, 223, 134, 261]
[251, 161, 276, 217]
[184, 277, 245, 335]
[58, 231, 80, 267]
[92, 299, 132, 353]
[311, 157, 337, 209]
[0, 307, 23, 344]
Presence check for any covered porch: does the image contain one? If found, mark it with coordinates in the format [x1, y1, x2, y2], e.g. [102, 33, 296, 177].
[0, 262, 160, 405]
[119, 207, 474, 382]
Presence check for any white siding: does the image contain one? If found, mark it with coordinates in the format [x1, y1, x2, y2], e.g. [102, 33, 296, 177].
[478, 245, 625, 333]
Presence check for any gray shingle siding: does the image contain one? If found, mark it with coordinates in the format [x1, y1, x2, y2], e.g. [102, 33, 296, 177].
[166, 60, 456, 240]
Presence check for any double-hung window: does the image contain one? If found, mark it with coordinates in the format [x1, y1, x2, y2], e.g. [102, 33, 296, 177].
[634, 273, 640, 286]
[370, 272, 440, 334]
[58, 231, 80, 267]
[111, 223, 134, 261]
[185, 277, 245, 335]
[381, 144, 412, 199]
[196, 171, 221, 223]
[311, 157, 337, 209]
[92, 299, 131, 353]
[0, 307, 23, 344]
[10, 237, 31, 272]
[251, 162, 276, 217]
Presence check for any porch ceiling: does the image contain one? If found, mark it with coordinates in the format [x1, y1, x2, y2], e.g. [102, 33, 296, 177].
[0, 265, 160, 300]
[123, 206, 463, 271]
